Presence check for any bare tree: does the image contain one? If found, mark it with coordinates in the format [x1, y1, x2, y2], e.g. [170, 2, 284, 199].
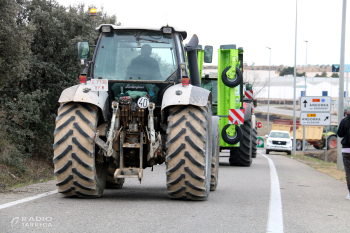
[243, 67, 268, 98]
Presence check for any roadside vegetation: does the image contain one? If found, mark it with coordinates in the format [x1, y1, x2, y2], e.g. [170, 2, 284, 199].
[0, 0, 117, 191]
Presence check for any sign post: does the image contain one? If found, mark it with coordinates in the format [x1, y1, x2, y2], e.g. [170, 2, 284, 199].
[257, 122, 262, 137]
[300, 96, 331, 158]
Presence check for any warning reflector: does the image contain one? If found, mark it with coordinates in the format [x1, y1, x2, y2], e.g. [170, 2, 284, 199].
[245, 90, 253, 99]
[229, 109, 244, 125]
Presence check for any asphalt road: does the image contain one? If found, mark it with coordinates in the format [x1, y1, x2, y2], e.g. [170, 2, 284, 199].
[255, 105, 339, 123]
[1, 149, 349, 232]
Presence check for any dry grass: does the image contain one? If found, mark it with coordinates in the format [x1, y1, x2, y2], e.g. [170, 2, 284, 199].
[286, 153, 346, 183]
[0, 156, 54, 192]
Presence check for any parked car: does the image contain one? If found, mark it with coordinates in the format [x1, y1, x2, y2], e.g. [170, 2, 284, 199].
[265, 130, 292, 155]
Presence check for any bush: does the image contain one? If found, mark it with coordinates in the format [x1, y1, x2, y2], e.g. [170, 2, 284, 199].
[0, 0, 118, 168]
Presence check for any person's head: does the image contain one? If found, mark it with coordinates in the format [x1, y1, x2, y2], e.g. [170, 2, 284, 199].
[141, 44, 152, 56]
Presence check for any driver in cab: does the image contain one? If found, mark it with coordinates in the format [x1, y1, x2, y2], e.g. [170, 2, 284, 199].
[131, 44, 161, 79]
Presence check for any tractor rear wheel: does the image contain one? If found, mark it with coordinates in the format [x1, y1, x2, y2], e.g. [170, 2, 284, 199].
[166, 104, 212, 200]
[53, 103, 108, 198]
[229, 120, 252, 166]
[210, 116, 220, 191]
[327, 136, 337, 149]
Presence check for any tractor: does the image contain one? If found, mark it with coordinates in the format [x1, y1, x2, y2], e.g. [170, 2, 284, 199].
[53, 10, 220, 200]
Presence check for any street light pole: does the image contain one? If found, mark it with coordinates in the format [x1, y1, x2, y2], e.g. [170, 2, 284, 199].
[337, 0, 347, 170]
[303, 40, 308, 156]
[293, 0, 298, 156]
[267, 47, 271, 135]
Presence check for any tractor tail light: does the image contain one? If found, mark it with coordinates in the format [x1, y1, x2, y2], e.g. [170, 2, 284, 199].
[182, 77, 189, 86]
[79, 76, 86, 83]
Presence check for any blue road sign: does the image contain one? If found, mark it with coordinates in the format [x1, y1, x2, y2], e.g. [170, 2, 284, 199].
[332, 64, 350, 72]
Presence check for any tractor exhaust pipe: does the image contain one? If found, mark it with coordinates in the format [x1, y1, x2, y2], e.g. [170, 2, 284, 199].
[185, 34, 200, 87]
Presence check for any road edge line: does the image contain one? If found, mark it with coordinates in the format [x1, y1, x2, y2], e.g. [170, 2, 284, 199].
[0, 190, 58, 210]
[258, 151, 284, 233]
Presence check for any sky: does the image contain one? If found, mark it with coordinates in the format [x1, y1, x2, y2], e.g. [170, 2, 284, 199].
[57, 0, 350, 67]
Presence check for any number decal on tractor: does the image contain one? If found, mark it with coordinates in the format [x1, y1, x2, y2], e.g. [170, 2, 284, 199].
[137, 97, 149, 108]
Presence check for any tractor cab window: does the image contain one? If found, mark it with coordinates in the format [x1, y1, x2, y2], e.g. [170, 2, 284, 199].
[201, 78, 218, 115]
[94, 30, 177, 81]
[201, 78, 218, 105]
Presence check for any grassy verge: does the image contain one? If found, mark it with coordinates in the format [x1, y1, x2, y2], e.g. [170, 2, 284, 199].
[0, 156, 54, 192]
[284, 153, 346, 182]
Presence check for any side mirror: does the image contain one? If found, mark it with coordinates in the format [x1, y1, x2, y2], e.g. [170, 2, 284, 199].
[265, 135, 268, 138]
[245, 83, 252, 91]
[77, 41, 90, 64]
[204, 45, 213, 63]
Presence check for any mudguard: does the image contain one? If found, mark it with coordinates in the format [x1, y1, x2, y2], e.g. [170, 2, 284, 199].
[161, 84, 212, 110]
[58, 84, 109, 121]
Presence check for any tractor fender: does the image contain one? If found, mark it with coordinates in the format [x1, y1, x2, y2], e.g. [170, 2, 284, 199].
[243, 102, 252, 122]
[58, 84, 109, 121]
[161, 84, 212, 110]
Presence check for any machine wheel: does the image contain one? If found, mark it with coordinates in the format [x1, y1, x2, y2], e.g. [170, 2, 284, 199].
[210, 116, 220, 191]
[229, 120, 252, 166]
[166, 104, 212, 200]
[106, 166, 125, 189]
[327, 136, 337, 149]
[266, 149, 270, 154]
[296, 140, 302, 151]
[53, 103, 108, 198]
[252, 128, 257, 158]
[221, 66, 243, 88]
[221, 124, 242, 145]
[303, 142, 308, 151]
[287, 151, 291, 155]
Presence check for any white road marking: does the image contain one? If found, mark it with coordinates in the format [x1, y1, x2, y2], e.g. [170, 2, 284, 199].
[258, 151, 284, 233]
[0, 190, 58, 210]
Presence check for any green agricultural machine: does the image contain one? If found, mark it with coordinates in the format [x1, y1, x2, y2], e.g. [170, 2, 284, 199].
[52, 9, 220, 200]
[201, 45, 257, 166]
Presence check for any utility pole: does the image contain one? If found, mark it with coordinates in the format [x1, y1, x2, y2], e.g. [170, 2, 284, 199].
[337, 0, 347, 170]
[293, 0, 298, 155]
[267, 47, 271, 135]
[302, 40, 308, 156]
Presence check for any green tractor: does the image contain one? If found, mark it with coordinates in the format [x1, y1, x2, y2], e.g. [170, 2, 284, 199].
[53, 10, 220, 200]
[201, 45, 257, 166]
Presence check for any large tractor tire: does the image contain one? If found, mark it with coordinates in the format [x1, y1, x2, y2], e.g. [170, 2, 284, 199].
[211, 116, 220, 191]
[229, 120, 252, 166]
[327, 136, 337, 149]
[106, 166, 125, 189]
[53, 103, 108, 198]
[252, 128, 257, 158]
[296, 140, 302, 151]
[166, 104, 212, 200]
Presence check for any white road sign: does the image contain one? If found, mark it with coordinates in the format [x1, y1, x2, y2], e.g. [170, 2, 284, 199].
[300, 96, 331, 112]
[300, 112, 331, 126]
